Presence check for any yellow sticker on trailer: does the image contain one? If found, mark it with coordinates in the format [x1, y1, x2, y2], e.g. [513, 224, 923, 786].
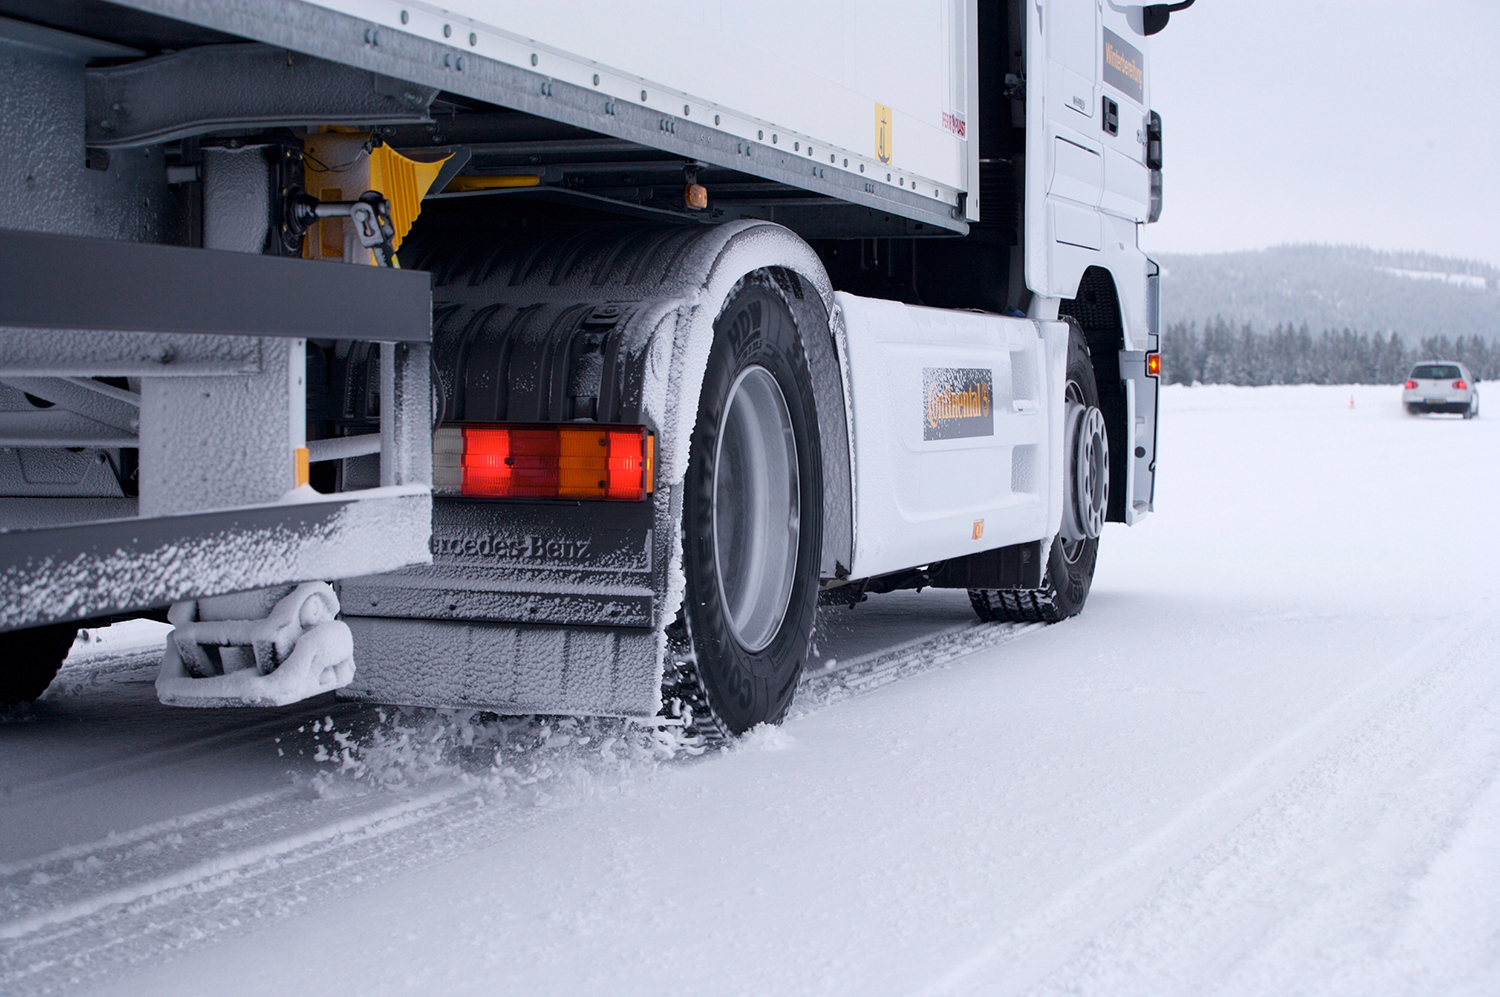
[875, 102, 893, 164]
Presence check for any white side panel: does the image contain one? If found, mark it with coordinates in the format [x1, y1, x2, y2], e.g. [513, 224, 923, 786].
[1049, 136, 1103, 205]
[837, 294, 1053, 579]
[1104, 214, 1150, 349]
[306, 0, 974, 207]
[1046, 0, 1097, 120]
[1051, 200, 1102, 251]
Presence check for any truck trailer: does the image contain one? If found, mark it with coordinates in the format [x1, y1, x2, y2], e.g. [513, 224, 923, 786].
[0, 0, 1178, 736]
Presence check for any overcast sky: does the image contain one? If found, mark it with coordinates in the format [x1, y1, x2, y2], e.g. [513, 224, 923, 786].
[1139, 1, 1500, 267]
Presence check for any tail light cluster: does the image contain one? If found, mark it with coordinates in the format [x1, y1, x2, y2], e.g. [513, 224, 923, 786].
[434, 424, 654, 501]
[1454, 379, 1468, 390]
[1404, 380, 1417, 389]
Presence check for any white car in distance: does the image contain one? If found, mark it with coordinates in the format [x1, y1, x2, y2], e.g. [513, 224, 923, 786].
[1403, 361, 1480, 419]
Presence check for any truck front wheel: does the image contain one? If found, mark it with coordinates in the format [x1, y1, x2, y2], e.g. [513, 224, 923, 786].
[671, 280, 823, 736]
[970, 324, 1105, 624]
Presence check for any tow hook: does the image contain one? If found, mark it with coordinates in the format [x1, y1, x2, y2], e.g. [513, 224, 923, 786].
[155, 582, 356, 708]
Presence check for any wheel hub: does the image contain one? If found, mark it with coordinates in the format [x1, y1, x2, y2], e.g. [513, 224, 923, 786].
[1062, 400, 1108, 542]
[711, 365, 800, 653]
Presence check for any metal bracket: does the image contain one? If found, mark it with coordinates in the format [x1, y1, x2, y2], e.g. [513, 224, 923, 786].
[286, 189, 397, 267]
[86, 41, 439, 148]
[0, 377, 140, 434]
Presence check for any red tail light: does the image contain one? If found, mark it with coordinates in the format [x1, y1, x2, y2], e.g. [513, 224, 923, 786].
[437, 424, 653, 501]
[1453, 379, 1467, 390]
[1404, 380, 1417, 389]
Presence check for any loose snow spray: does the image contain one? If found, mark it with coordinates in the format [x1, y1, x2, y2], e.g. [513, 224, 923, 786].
[295, 707, 712, 806]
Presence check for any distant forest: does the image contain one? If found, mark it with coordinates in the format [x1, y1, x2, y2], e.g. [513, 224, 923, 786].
[1155, 245, 1500, 345]
[1161, 318, 1499, 386]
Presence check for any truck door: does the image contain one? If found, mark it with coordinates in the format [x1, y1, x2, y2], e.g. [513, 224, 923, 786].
[1098, 16, 1150, 222]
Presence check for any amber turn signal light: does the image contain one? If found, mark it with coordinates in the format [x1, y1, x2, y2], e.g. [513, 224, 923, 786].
[1146, 352, 1161, 377]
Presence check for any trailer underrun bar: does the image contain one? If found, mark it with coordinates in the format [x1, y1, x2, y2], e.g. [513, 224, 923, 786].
[0, 227, 434, 633]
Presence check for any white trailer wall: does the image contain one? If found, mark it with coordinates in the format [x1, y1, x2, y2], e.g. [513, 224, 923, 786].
[308, 0, 978, 220]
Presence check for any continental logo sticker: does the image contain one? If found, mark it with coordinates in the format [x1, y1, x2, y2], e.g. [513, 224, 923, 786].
[924, 368, 994, 441]
[875, 102, 893, 164]
[1103, 28, 1144, 104]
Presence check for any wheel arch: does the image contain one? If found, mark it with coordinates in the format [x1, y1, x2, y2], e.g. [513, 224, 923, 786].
[408, 218, 854, 628]
[653, 225, 854, 601]
[1059, 265, 1129, 523]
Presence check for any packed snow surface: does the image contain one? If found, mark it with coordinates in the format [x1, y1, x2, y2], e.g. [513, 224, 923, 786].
[3, 384, 1499, 995]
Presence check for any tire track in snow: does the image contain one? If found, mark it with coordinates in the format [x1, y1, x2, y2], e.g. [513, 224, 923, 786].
[0, 704, 362, 806]
[0, 784, 471, 943]
[0, 616, 1046, 995]
[2, 610, 1042, 990]
[911, 611, 1500, 997]
[795, 620, 1044, 716]
[0, 789, 298, 880]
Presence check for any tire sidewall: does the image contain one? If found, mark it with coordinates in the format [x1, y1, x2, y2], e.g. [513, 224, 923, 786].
[1048, 324, 1102, 616]
[682, 279, 823, 732]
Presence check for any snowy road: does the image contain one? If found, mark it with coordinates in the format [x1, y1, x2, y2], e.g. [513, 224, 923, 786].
[3, 384, 1499, 996]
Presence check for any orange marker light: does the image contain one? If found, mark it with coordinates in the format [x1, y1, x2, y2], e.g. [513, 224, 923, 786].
[684, 183, 708, 210]
[460, 424, 651, 501]
[1146, 352, 1161, 377]
[294, 447, 310, 488]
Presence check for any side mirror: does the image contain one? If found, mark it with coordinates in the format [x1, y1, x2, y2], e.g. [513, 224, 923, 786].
[1144, 1, 1196, 37]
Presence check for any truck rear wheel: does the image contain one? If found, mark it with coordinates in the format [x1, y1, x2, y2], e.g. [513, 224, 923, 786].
[970, 324, 1105, 624]
[0, 622, 79, 705]
[671, 280, 823, 737]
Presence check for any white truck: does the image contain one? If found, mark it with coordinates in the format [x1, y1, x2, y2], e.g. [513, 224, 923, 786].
[0, 0, 1179, 735]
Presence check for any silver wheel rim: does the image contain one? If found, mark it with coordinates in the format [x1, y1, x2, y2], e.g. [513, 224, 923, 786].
[712, 365, 800, 652]
[1060, 379, 1108, 562]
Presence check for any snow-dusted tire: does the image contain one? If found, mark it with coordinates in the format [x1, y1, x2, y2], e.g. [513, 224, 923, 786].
[0, 623, 77, 705]
[969, 325, 1102, 625]
[669, 279, 823, 738]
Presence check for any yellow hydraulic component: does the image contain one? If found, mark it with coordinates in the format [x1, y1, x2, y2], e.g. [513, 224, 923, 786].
[443, 174, 542, 192]
[301, 132, 451, 263]
[368, 143, 450, 251]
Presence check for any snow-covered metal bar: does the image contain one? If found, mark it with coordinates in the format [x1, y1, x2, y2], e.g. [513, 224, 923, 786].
[0, 228, 436, 634]
[0, 486, 430, 632]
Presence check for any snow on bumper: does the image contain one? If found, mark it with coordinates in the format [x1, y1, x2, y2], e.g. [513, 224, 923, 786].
[156, 582, 356, 708]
